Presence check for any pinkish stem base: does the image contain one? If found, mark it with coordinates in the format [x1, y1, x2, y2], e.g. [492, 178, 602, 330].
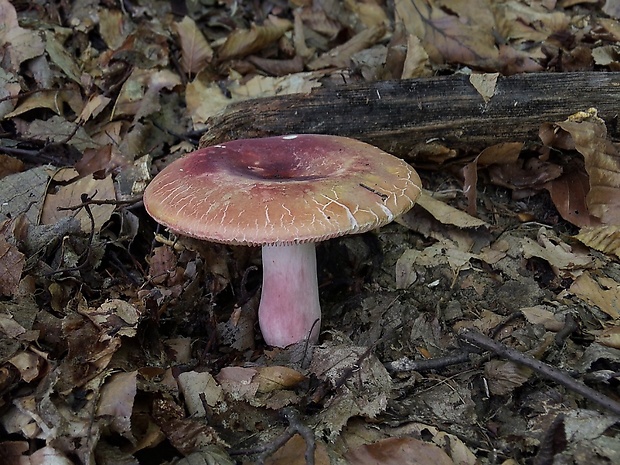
[258, 243, 321, 347]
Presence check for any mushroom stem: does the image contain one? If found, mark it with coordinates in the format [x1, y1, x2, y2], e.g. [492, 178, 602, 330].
[258, 243, 321, 347]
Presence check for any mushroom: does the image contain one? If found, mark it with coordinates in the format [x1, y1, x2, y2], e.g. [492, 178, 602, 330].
[143, 134, 421, 347]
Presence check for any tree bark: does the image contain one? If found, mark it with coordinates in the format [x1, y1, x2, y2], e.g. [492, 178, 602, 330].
[200, 72, 620, 161]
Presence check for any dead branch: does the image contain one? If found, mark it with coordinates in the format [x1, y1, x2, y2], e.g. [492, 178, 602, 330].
[200, 72, 620, 160]
[458, 328, 620, 416]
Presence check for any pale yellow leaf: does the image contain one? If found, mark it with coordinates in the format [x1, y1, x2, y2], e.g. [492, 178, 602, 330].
[575, 225, 620, 259]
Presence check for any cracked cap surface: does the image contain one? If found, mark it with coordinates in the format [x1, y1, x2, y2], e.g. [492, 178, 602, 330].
[143, 134, 422, 246]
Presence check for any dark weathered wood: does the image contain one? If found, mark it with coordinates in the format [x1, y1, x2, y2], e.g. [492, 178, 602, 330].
[200, 72, 620, 159]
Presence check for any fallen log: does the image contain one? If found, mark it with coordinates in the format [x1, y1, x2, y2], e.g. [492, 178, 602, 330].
[200, 72, 620, 160]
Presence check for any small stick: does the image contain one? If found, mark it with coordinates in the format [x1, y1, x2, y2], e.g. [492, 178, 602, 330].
[229, 407, 316, 465]
[458, 329, 620, 416]
[385, 352, 472, 373]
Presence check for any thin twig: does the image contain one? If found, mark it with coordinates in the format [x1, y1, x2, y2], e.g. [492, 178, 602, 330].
[229, 407, 316, 465]
[56, 197, 138, 210]
[458, 328, 620, 416]
[45, 193, 96, 276]
[385, 352, 472, 373]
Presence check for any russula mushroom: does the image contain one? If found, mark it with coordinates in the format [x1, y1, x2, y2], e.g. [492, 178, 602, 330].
[143, 134, 421, 347]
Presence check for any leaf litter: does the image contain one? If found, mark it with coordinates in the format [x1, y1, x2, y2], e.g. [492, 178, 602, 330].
[1, 0, 620, 464]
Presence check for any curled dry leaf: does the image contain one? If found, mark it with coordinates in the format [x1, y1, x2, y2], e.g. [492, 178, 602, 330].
[218, 16, 292, 61]
[308, 24, 386, 70]
[462, 141, 523, 215]
[575, 225, 620, 259]
[410, 190, 489, 229]
[555, 109, 620, 225]
[521, 227, 593, 277]
[0, 236, 24, 297]
[395, 0, 498, 69]
[569, 272, 620, 320]
[544, 168, 601, 228]
[174, 16, 213, 76]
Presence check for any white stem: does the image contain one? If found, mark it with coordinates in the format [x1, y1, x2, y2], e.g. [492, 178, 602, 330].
[258, 243, 321, 347]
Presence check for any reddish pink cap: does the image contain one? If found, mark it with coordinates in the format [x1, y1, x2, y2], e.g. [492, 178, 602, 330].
[144, 134, 421, 246]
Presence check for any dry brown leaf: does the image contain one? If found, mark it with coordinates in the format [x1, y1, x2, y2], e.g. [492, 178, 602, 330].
[215, 366, 260, 400]
[489, 157, 563, 193]
[186, 72, 322, 125]
[152, 397, 226, 455]
[497, 44, 544, 75]
[395, 0, 498, 69]
[8, 352, 43, 382]
[596, 325, 620, 349]
[40, 168, 116, 232]
[493, 1, 569, 42]
[597, 17, 620, 42]
[174, 16, 213, 75]
[521, 228, 593, 276]
[148, 245, 180, 285]
[79, 299, 140, 343]
[97, 371, 137, 441]
[0, 0, 45, 72]
[345, 437, 454, 465]
[218, 16, 292, 61]
[592, 45, 620, 67]
[401, 34, 432, 78]
[0, 69, 20, 119]
[345, 0, 390, 30]
[521, 306, 565, 331]
[44, 30, 82, 84]
[0, 154, 24, 179]
[415, 190, 488, 228]
[570, 272, 620, 319]
[463, 142, 523, 214]
[0, 236, 24, 297]
[112, 68, 181, 120]
[555, 109, 620, 225]
[98, 8, 131, 50]
[24, 116, 98, 152]
[484, 360, 532, 395]
[603, 0, 620, 19]
[247, 55, 304, 76]
[77, 94, 112, 123]
[308, 24, 386, 70]
[575, 225, 620, 259]
[469, 72, 499, 103]
[177, 371, 223, 417]
[255, 366, 306, 393]
[388, 423, 478, 465]
[544, 168, 601, 228]
[265, 434, 330, 465]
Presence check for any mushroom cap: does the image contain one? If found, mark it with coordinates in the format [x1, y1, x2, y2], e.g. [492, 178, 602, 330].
[144, 134, 422, 246]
